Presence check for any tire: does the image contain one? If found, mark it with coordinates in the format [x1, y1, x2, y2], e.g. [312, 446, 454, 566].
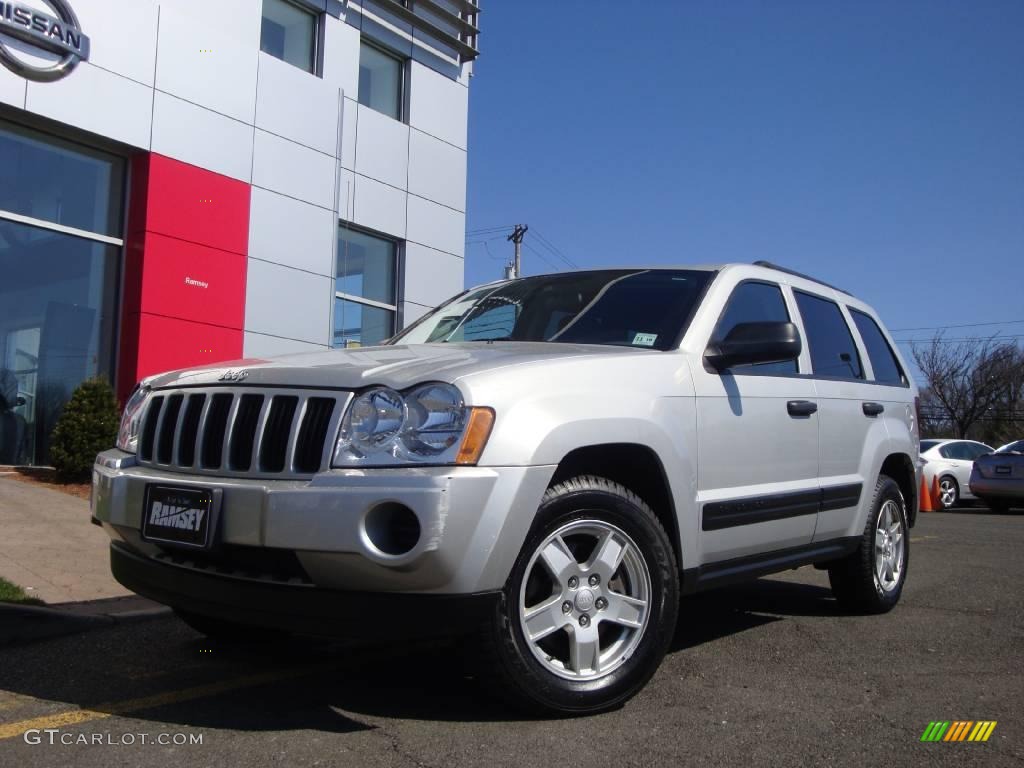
[174, 609, 286, 643]
[828, 475, 909, 614]
[938, 475, 959, 509]
[481, 475, 679, 716]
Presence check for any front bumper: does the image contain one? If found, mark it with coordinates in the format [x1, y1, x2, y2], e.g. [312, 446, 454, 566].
[110, 542, 500, 637]
[93, 449, 555, 594]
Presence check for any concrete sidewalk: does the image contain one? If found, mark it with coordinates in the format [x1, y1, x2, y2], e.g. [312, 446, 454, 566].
[0, 474, 130, 605]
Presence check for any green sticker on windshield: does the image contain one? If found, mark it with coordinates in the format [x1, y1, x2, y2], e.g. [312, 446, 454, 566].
[632, 333, 658, 347]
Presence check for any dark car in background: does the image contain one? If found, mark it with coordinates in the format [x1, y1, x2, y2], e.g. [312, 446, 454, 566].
[970, 440, 1024, 513]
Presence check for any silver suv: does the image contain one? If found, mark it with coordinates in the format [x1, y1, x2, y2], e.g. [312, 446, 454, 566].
[93, 262, 920, 715]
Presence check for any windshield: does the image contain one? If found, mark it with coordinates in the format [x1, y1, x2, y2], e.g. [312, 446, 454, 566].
[997, 440, 1024, 454]
[390, 270, 713, 351]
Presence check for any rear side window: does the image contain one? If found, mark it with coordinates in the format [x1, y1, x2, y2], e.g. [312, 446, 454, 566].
[794, 291, 863, 380]
[850, 309, 906, 386]
[713, 281, 796, 374]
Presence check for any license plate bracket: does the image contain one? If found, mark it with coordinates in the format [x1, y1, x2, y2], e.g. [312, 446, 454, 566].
[141, 485, 221, 550]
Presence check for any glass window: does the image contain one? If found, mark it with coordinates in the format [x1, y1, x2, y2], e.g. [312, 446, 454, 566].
[850, 309, 905, 386]
[0, 219, 119, 465]
[334, 226, 397, 349]
[997, 440, 1024, 454]
[712, 281, 796, 374]
[261, 0, 317, 73]
[920, 440, 940, 453]
[337, 227, 396, 306]
[794, 291, 864, 380]
[392, 270, 714, 350]
[333, 298, 394, 348]
[966, 442, 993, 459]
[359, 42, 403, 120]
[0, 120, 124, 236]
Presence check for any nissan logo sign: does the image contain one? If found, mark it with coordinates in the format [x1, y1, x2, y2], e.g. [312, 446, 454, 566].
[0, 0, 89, 82]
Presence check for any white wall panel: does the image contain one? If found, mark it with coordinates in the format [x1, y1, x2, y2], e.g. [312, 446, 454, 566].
[0, 67, 25, 110]
[245, 259, 332, 345]
[322, 14, 360, 97]
[403, 243, 463, 307]
[352, 174, 407, 238]
[252, 129, 336, 210]
[244, 331, 329, 358]
[406, 194, 464, 257]
[249, 187, 336, 277]
[151, 92, 253, 182]
[155, 0, 260, 124]
[408, 60, 468, 149]
[408, 129, 466, 212]
[401, 301, 432, 327]
[354, 104, 409, 189]
[256, 53, 340, 157]
[77, 0, 159, 85]
[25, 63, 152, 149]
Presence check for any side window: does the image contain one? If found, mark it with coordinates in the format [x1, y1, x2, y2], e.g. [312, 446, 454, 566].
[967, 443, 991, 460]
[938, 444, 956, 460]
[794, 291, 864, 380]
[712, 281, 796, 374]
[850, 309, 906, 386]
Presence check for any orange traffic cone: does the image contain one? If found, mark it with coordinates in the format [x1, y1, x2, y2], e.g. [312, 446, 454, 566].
[931, 475, 942, 510]
[919, 475, 935, 512]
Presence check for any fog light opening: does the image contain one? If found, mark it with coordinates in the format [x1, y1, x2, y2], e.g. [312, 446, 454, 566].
[363, 503, 421, 557]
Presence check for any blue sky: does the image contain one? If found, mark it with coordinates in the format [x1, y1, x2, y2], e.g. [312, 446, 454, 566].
[463, 1, 1024, 366]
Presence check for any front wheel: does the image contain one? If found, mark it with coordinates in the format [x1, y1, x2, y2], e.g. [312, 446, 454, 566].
[482, 476, 679, 715]
[828, 475, 909, 614]
[938, 476, 959, 509]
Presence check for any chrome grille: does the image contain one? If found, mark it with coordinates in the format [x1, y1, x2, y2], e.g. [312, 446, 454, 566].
[138, 387, 349, 478]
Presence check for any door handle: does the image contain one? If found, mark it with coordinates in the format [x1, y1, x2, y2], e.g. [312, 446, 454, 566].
[862, 402, 884, 417]
[787, 400, 818, 417]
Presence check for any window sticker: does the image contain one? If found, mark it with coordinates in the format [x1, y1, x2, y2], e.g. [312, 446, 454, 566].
[632, 332, 658, 347]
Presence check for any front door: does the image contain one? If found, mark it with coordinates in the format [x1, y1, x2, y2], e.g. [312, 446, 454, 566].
[693, 280, 819, 563]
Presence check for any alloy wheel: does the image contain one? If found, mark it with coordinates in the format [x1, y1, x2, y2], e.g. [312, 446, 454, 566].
[874, 499, 905, 593]
[518, 519, 652, 681]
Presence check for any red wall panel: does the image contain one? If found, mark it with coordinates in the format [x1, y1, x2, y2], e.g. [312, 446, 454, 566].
[143, 154, 250, 255]
[136, 233, 246, 329]
[132, 314, 244, 382]
[118, 154, 250, 401]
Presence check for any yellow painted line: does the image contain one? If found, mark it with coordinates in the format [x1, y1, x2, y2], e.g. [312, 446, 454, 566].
[0, 664, 328, 741]
[980, 721, 997, 741]
[968, 722, 984, 741]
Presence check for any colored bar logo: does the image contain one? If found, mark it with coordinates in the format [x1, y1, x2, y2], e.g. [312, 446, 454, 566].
[920, 721, 997, 742]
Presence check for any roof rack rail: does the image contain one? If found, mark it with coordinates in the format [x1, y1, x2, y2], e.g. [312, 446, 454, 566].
[752, 261, 853, 296]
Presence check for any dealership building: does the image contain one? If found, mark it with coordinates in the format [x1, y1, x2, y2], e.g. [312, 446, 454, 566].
[0, 0, 478, 465]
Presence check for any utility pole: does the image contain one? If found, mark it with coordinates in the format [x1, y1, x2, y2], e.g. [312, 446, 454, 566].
[507, 224, 528, 278]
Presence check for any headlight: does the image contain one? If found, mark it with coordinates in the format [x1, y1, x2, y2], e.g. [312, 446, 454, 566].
[116, 385, 150, 453]
[333, 383, 494, 467]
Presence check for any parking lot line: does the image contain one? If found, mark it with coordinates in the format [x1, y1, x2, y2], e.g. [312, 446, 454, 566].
[0, 664, 331, 741]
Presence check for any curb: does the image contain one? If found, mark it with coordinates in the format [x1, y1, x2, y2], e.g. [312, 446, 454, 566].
[0, 601, 172, 646]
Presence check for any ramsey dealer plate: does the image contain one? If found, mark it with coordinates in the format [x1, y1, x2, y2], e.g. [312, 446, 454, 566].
[141, 485, 220, 549]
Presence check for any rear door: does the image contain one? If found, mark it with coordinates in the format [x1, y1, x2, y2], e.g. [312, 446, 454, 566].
[791, 290, 882, 542]
[693, 280, 819, 563]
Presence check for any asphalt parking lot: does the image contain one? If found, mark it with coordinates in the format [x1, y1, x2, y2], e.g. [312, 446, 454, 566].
[0, 507, 1021, 768]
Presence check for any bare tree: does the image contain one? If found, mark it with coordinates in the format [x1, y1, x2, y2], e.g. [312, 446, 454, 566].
[912, 335, 1021, 440]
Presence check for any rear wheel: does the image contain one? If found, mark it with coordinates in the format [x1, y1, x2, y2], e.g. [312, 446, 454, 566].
[828, 475, 909, 614]
[938, 476, 959, 509]
[482, 476, 678, 715]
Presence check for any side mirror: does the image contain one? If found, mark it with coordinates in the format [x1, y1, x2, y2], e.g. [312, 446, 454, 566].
[16, 396, 26, 407]
[705, 321, 802, 372]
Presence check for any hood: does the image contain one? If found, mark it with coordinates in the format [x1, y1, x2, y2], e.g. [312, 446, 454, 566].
[143, 342, 648, 392]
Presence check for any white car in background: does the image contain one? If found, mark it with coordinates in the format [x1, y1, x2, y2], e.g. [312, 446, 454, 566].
[920, 439, 994, 509]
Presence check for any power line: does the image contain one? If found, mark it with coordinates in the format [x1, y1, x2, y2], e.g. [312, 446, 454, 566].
[466, 225, 517, 236]
[524, 242, 561, 273]
[889, 319, 1024, 333]
[530, 228, 579, 270]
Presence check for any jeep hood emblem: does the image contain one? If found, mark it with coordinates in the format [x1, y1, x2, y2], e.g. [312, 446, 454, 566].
[218, 370, 248, 382]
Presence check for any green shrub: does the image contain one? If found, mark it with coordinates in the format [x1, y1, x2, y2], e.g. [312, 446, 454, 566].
[49, 378, 120, 482]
